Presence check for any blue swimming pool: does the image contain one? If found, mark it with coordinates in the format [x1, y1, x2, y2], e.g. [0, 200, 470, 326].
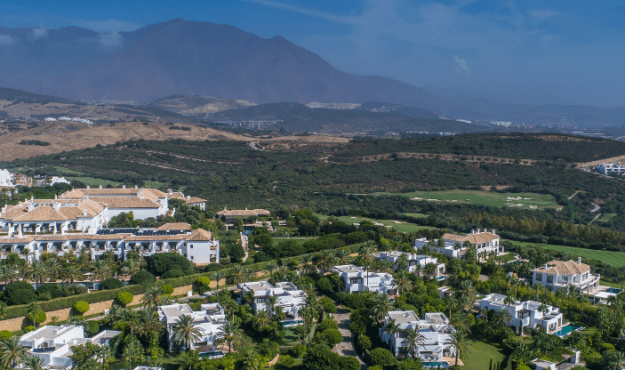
[554, 324, 583, 337]
[606, 288, 622, 294]
[199, 351, 224, 359]
[422, 361, 450, 368]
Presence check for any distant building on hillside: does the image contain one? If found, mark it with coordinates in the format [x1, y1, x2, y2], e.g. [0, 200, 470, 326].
[238, 281, 306, 318]
[532, 258, 600, 293]
[479, 293, 564, 333]
[375, 251, 445, 276]
[414, 229, 501, 261]
[166, 189, 207, 210]
[596, 162, 625, 176]
[216, 207, 270, 222]
[334, 264, 396, 294]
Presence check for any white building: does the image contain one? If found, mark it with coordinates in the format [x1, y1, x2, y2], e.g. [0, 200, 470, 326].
[166, 189, 207, 210]
[479, 293, 564, 333]
[380, 311, 456, 362]
[530, 359, 557, 370]
[334, 264, 396, 294]
[49, 176, 70, 185]
[238, 281, 306, 318]
[158, 303, 226, 354]
[18, 325, 120, 369]
[414, 229, 501, 261]
[376, 251, 445, 276]
[596, 162, 625, 176]
[0, 169, 14, 187]
[532, 258, 600, 293]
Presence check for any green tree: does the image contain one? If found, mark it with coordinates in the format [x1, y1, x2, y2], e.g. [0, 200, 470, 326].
[0, 337, 27, 368]
[172, 315, 202, 351]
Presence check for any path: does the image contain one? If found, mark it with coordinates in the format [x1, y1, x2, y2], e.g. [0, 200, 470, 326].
[568, 190, 581, 200]
[333, 309, 367, 370]
[249, 142, 264, 151]
[590, 203, 601, 213]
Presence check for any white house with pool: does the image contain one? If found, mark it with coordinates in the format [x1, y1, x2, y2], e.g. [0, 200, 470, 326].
[375, 251, 445, 277]
[479, 293, 564, 334]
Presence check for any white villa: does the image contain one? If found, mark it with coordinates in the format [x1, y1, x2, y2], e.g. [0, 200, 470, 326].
[414, 229, 502, 261]
[0, 224, 219, 264]
[532, 258, 600, 293]
[18, 325, 120, 369]
[334, 264, 396, 294]
[238, 281, 306, 318]
[479, 293, 564, 333]
[158, 303, 226, 354]
[596, 162, 625, 176]
[216, 208, 271, 222]
[375, 251, 445, 277]
[0, 169, 14, 187]
[166, 189, 207, 210]
[381, 311, 456, 362]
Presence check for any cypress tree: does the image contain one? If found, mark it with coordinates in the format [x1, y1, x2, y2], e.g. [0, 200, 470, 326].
[489, 359, 493, 370]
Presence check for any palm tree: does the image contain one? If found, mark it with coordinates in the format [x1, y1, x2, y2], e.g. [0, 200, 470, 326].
[0, 337, 27, 368]
[175, 350, 200, 370]
[134, 310, 164, 337]
[299, 254, 314, 274]
[211, 271, 226, 289]
[396, 253, 409, 272]
[423, 263, 437, 279]
[457, 280, 476, 311]
[0, 265, 17, 286]
[403, 328, 425, 358]
[267, 295, 278, 318]
[241, 350, 261, 370]
[539, 303, 550, 331]
[414, 262, 423, 277]
[62, 264, 83, 284]
[122, 259, 142, 276]
[217, 321, 247, 353]
[27, 302, 43, 328]
[92, 260, 111, 281]
[230, 264, 246, 284]
[447, 330, 470, 366]
[334, 249, 350, 265]
[316, 250, 337, 272]
[172, 315, 202, 351]
[94, 345, 114, 370]
[371, 294, 394, 322]
[494, 309, 512, 330]
[23, 356, 44, 370]
[383, 320, 399, 352]
[445, 296, 460, 319]
[265, 262, 278, 280]
[604, 350, 625, 370]
[44, 258, 62, 281]
[253, 310, 270, 329]
[28, 260, 48, 285]
[394, 271, 413, 295]
[141, 286, 164, 311]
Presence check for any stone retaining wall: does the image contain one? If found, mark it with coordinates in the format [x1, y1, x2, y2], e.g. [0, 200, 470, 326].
[0, 284, 194, 332]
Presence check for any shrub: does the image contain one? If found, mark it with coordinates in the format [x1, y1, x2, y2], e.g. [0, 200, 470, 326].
[318, 318, 338, 332]
[73, 301, 90, 315]
[316, 277, 333, 292]
[11, 289, 38, 305]
[289, 344, 306, 358]
[27, 310, 46, 325]
[85, 320, 99, 335]
[196, 276, 211, 287]
[117, 292, 133, 306]
[395, 359, 424, 370]
[161, 284, 174, 295]
[130, 271, 156, 285]
[24, 326, 35, 333]
[161, 269, 185, 279]
[338, 357, 360, 370]
[37, 284, 61, 299]
[319, 297, 337, 313]
[358, 334, 372, 351]
[368, 348, 396, 369]
[7, 281, 35, 296]
[321, 329, 342, 347]
[146, 253, 193, 276]
[0, 331, 12, 340]
[99, 278, 124, 290]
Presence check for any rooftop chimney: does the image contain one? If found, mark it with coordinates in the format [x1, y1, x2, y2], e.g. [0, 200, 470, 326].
[86, 185, 90, 189]
[471, 229, 475, 235]
[578, 257, 582, 264]
[122, 185, 126, 189]
[135, 185, 138, 189]
[98, 185, 102, 189]
[53, 203, 60, 211]
[491, 229, 495, 234]
[168, 189, 173, 194]
[83, 209, 88, 216]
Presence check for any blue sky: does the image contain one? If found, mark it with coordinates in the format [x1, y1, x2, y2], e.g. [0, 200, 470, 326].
[1, 0, 624, 107]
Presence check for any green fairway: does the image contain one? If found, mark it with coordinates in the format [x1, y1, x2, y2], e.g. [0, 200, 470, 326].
[462, 340, 506, 370]
[402, 213, 428, 218]
[67, 176, 120, 187]
[508, 240, 625, 268]
[317, 214, 433, 233]
[375, 189, 559, 210]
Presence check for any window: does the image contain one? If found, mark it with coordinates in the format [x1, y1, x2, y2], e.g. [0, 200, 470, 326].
[191, 256, 194, 260]
[546, 276, 553, 284]
[535, 273, 543, 282]
[190, 245, 193, 249]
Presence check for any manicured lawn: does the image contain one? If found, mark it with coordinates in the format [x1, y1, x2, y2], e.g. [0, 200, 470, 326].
[462, 340, 506, 370]
[507, 240, 625, 268]
[374, 189, 559, 210]
[317, 214, 433, 233]
[272, 237, 315, 246]
[144, 180, 167, 188]
[67, 176, 120, 187]
[402, 213, 428, 218]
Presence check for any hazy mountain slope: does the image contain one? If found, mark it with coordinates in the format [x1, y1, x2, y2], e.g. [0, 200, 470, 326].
[147, 95, 256, 116]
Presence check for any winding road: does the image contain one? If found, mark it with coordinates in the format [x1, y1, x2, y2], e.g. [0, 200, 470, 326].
[333, 309, 367, 370]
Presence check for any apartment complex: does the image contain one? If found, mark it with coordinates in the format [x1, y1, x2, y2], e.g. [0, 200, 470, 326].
[216, 208, 270, 222]
[414, 229, 501, 260]
[334, 264, 396, 294]
[532, 258, 600, 293]
[18, 325, 120, 369]
[158, 303, 226, 355]
[479, 293, 564, 333]
[596, 162, 625, 176]
[238, 281, 306, 318]
[380, 310, 456, 362]
[375, 251, 445, 276]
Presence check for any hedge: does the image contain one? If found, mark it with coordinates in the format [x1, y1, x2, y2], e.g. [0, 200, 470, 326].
[1, 243, 360, 320]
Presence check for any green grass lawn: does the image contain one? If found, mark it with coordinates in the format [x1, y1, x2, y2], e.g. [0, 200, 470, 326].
[272, 237, 315, 246]
[462, 340, 507, 370]
[317, 214, 433, 233]
[67, 176, 120, 187]
[507, 240, 625, 268]
[374, 189, 559, 210]
[402, 213, 428, 218]
[144, 180, 167, 188]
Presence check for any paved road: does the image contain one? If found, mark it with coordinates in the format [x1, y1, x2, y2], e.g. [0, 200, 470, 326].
[333, 309, 367, 370]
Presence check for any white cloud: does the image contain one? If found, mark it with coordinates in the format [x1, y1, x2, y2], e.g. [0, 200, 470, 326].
[29, 24, 47, 40]
[78, 19, 140, 33]
[531, 9, 558, 20]
[454, 55, 470, 74]
[0, 35, 14, 45]
[99, 30, 124, 48]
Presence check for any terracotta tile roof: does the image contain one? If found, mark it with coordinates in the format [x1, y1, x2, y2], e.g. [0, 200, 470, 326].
[216, 209, 270, 217]
[442, 232, 499, 244]
[62, 188, 167, 201]
[35, 234, 94, 241]
[533, 260, 591, 275]
[156, 222, 192, 231]
[0, 236, 35, 243]
[186, 229, 212, 241]
[90, 197, 161, 209]
[127, 234, 187, 241]
[13, 206, 68, 222]
[168, 192, 206, 205]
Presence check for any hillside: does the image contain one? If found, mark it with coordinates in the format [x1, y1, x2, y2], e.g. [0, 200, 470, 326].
[147, 95, 256, 117]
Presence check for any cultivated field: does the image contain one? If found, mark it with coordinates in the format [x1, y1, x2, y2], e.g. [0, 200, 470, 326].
[376, 189, 559, 210]
[508, 240, 625, 268]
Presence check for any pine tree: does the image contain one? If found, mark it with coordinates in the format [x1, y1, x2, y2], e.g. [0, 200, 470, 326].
[489, 359, 493, 370]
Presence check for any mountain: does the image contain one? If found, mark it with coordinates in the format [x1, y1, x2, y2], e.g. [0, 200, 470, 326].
[147, 95, 256, 117]
[1, 19, 624, 128]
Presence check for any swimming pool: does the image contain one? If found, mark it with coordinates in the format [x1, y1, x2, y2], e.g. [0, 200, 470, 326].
[199, 351, 224, 359]
[606, 288, 622, 294]
[554, 324, 583, 338]
[422, 361, 450, 368]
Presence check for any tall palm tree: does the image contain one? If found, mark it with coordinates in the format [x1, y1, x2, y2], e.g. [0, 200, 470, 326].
[494, 309, 512, 330]
[241, 350, 261, 370]
[265, 262, 278, 280]
[122, 259, 142, 276]
[423, 263, 438, 279]
[447, 330, 470, 366]
[134, 310, 164, 337]
[44, 258, 62, 281]
[394, 271, 413, 295]
[316, 250, 337, 273]
[334, 249, 351, 265]
[0, 265, 17, 287]
[403, 328, 426, 358]
[371, 294, 394, 322]
[299, 254, 314, 274]
[62, 264, 83, 284]
[141, 286, 164, 311]
[267, 295, 278, 318]
[211, 271, 226, 289]
[172, 315, 202, 351]
[383, 320, 399, 352]
[253, 310, 270, 329]
[176, 350, 200, 370]
[604, 350, 625, 370]
[23, 356, 44, 370]
[217, 321, 247, 353]
[539, 303, 550, 331]
[94, 345, 114, 370]
[457, 280, 476, 311]
[230, 264, 246, 284]
[0, 337, 27, 368]
[92, 260, 111, 281]
[396, 253, 409, 272]
[28, 260, 48, 285]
